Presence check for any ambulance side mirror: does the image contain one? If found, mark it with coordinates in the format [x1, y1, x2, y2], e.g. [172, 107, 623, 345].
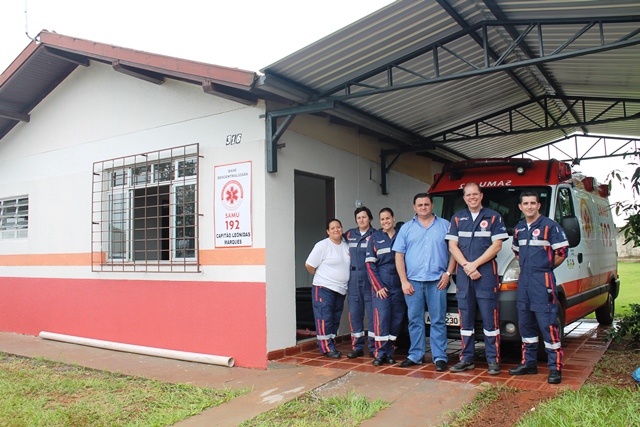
[561, 215, 580, 248]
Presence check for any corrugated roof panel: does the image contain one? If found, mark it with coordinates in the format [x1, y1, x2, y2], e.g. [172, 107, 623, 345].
[262, 0, 640, 160]
[494, 0, 640, 19]
[264, 0, 462, 92]
[444, 128, 572, 159]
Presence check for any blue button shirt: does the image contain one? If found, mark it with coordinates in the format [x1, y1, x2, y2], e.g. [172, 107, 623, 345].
[392, 214, 450, 281]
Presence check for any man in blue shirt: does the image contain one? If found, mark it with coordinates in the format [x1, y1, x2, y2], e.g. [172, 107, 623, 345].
[393, 193, 456, 370]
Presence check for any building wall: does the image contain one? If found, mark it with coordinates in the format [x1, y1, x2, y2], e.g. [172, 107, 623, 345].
[0, 62, 269, 368]
[0, 60, 444, 367]
[265, 114, 439, 353]
[617, 229, 640, 258]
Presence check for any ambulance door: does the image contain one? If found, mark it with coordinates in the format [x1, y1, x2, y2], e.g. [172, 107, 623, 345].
[574, 188, 600, 292]
[553, 186, 582, 294]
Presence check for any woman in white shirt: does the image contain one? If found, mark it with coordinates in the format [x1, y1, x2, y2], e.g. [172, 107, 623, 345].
[305, 218, 351, 358]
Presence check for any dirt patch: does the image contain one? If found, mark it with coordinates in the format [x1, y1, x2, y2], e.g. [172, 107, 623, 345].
[453, 339, 639, 427]
[470, 388, 557, 427]
[585, 340, 640, 387]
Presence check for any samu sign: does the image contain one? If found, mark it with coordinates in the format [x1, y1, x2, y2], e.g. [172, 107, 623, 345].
[214, 161, 253, 247]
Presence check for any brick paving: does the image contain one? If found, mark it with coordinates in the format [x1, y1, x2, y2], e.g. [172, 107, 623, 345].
[276, 320, 609, 390]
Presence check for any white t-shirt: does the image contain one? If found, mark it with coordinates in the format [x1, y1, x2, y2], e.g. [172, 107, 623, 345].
[305, 237, 350, 295]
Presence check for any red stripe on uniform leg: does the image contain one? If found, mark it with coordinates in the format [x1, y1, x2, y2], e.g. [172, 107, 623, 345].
[317, 319, 329, 353]
[374, 308, 382, 356]
[349, 313, 357, 349]
[367, 263, 383, 292]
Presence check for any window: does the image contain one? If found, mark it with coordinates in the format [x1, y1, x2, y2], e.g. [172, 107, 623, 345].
[431, 186, 551, 235]
[0, 196, 29, 239]
[555, 186, 575, 222]
[92, 144, 199, 272]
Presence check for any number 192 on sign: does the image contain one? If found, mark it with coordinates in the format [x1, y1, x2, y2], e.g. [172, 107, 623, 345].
[225, 220, 240, 230]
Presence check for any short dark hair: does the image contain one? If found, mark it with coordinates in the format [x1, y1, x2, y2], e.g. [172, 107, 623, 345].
[326, 218, 342, 230]
[379, 207, 394, 217]
[413, 193, 433, 204]
[354, 206, 373, 221]
[519, 190, 540, 203]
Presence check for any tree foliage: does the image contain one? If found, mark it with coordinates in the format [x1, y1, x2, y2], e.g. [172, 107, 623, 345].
[607, 155, 640, 248]
[605, 303, 640, 348]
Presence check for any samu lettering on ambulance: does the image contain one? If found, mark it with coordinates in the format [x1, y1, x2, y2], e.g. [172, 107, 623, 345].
[225, 212, 240, 218]
[458, 180, 512, 189]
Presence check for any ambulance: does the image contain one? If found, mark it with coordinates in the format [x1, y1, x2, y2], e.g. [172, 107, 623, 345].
[427, 158, 619, 349]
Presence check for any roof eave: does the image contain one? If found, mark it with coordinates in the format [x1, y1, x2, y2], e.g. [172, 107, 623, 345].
[37, 31, 258, 90]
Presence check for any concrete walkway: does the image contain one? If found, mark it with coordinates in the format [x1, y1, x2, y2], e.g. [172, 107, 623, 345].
[0, 332, 478, 426]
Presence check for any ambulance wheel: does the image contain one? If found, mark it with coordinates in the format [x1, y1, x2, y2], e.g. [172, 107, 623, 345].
[537, 305, 565, 362]
[595, 292, 615, 326]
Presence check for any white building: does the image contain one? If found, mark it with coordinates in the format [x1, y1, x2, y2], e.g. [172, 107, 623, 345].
[3, 0, 639, 369]
[0, 31, 436, 368]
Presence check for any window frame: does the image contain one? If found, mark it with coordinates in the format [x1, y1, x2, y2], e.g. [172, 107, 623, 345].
[92, 144, 200, 272]
[0, 195, 29, 240]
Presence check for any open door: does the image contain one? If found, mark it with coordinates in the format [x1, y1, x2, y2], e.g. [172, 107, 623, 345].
[294, 171, 335, 340]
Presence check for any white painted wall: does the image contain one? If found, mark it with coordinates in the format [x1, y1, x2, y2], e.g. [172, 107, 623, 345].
[0, 59, 442, 355]
[265, 127, 432, 352]
[0, 61, 267, 283]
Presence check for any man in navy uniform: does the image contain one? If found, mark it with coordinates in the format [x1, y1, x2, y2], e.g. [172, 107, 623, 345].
[509, 190, 568, 385]
[447, 182, 508, 375]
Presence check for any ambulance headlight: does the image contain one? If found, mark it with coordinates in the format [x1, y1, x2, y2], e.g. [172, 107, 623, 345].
[516, 166, 525, 175]
[502, 257, 520, 283]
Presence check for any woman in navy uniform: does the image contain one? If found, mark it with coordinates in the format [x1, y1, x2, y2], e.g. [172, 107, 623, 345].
[305, 219, 351, 358]
[345, 206, 375, 358]
[365, 208, 406, 366]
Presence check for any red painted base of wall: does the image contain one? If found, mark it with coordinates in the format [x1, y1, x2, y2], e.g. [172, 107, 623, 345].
[0, 277, 267, 369]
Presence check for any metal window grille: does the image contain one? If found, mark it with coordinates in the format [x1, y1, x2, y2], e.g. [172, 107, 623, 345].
[92, 144, 200, 272]
[0, 196, 29, 240]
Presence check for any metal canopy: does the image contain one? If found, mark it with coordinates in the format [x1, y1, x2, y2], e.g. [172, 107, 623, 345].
[516, 134, 640, 164]
[260, 0, 640, 189]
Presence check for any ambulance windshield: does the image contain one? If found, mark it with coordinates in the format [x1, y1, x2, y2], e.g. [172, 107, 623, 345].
[430, 186, 551, 235]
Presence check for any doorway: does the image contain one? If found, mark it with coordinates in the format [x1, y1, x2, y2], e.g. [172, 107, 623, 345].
[294, 171, 335, 339]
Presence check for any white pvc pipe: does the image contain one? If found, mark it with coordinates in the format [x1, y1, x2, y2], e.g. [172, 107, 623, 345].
[39, 331, 234, 367]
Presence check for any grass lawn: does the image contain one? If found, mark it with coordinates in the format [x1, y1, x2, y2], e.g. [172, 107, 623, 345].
[240, 392, 389, 427]
[616, 260, 640, 317]
[0, 353, 245, 427]
[584, 259, 639, 319]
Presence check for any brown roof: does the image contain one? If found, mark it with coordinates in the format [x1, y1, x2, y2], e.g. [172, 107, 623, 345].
[0, 31, 259, 140]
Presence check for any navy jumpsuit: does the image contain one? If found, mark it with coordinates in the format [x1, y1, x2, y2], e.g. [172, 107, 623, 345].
[345, 227, 375, 354]
[446, 208, 508, 364]
[365, 229, 406, 359]
[512, 215, 568, 371]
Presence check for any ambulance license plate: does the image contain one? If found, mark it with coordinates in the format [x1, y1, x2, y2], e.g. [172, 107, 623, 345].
[425, 311, 460, 326]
